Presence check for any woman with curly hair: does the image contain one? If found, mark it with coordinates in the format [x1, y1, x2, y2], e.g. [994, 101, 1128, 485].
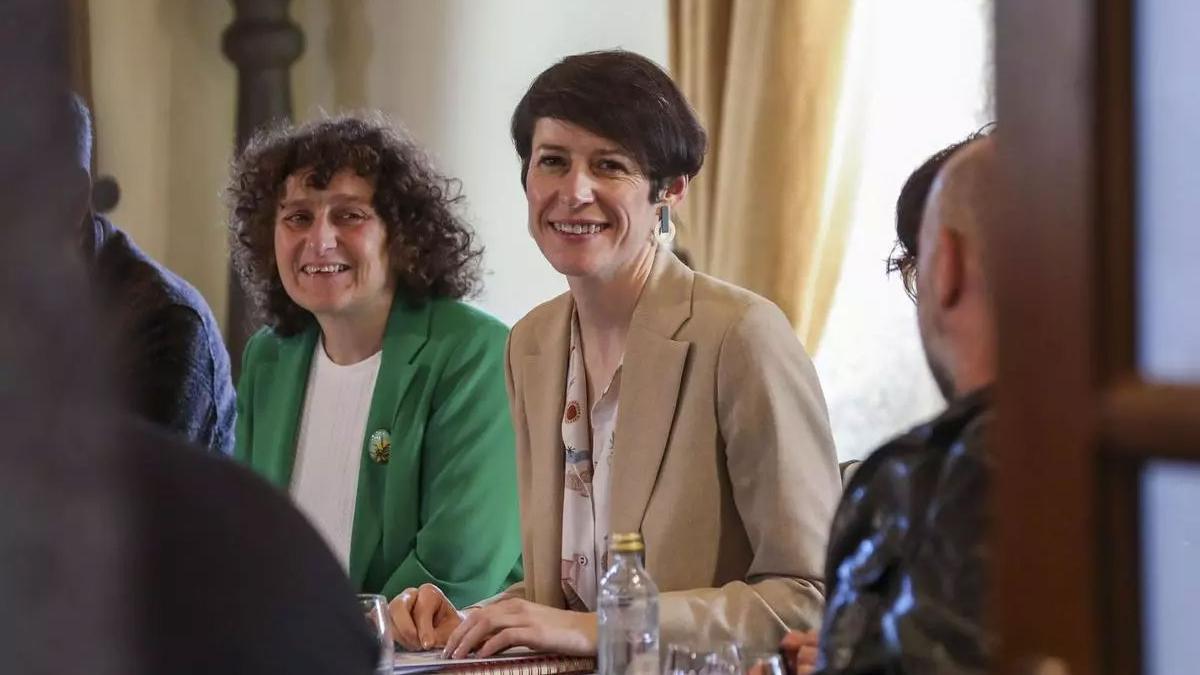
[227, 114, 522, 629]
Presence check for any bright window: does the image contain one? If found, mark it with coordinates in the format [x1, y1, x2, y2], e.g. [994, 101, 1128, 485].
[814, 0, 994, 460]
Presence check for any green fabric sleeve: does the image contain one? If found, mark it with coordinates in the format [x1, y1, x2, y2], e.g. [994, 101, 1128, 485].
[377, 319, 523, 606]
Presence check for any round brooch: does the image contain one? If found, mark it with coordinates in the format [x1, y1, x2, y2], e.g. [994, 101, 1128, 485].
[368, 429, 391, 464]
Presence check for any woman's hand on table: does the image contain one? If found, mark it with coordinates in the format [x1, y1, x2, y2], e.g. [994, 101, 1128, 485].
[778, 629, 819, 675]
[388, 584, 465, 651]
[442, 599, 596, 658]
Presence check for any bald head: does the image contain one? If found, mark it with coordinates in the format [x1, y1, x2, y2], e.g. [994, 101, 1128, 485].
[921, 135, 999, 254]
[915, 134, 999, 399]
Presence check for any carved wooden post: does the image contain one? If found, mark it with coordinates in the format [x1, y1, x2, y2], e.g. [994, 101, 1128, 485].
[221, 0, 303, 371]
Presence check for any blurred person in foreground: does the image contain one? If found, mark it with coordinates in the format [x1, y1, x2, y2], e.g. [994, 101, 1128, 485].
[781, 130, 998, 674]
[1, 17, 377, 670]
[227, 114, 522, 607]
[67, 95, 236, 454]
[392, 49, 840, 656]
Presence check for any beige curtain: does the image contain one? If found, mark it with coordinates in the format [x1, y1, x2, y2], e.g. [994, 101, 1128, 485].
[669, 0, 859, 353]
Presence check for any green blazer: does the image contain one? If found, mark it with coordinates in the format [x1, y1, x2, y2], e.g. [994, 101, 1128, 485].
[234, 298, 523, 606]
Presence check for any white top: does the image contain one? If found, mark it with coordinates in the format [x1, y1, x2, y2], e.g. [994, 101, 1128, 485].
[290, 338, 382, 571]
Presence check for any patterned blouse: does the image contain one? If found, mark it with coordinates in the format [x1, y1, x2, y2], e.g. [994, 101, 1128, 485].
[560, 311, 622, 611]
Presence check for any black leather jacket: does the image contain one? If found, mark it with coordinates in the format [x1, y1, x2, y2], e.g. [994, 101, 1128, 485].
[816, 389, 993, 675]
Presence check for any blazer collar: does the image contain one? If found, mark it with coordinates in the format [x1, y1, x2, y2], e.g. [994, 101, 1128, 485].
[627, 245, 694, 339]
[254, 324, 319, 489]
[347, 298, 430, 587]
[609, 248, 693, 534]
[378, 296, 433, 364]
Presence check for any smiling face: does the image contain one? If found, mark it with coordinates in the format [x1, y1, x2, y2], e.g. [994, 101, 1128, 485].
[273, 168, 395, 326]
[524, 118, 667, 281]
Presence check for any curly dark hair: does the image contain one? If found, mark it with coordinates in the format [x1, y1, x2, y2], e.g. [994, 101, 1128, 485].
[227, 113, 481, 337]
[888, 123, 996, 301]
[511, 50, 707, 201]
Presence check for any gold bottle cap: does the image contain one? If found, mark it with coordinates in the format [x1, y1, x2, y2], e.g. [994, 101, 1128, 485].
[609, 532, 645, 553]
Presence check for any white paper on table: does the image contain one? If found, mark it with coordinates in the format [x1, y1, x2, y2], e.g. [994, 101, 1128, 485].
[392, 647, 543, 674]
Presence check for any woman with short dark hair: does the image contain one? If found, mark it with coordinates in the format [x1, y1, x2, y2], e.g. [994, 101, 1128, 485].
[227, 114, 522, 615]
[393, 50, 840, 656]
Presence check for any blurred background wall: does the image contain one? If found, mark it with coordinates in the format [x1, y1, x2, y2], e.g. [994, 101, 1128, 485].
[90, 1, 236, 330]
[86, 0, 990, 461]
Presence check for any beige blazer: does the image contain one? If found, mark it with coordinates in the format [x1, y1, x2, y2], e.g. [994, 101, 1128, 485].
[497, 248, 840, 650]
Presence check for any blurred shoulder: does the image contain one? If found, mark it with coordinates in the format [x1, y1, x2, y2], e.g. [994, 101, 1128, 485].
[96, 219, 222, 331]
[114, 418, 378, 671]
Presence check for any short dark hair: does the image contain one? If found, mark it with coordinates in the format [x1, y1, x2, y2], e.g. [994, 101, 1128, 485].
[226, 114, 482, 337]
[510, 50, 707, 200]
[888, 123, 995, 300]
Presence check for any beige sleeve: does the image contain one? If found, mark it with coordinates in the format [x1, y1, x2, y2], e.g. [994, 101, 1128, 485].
[468, 580, 528, 610]
[659, 301, 840, 651]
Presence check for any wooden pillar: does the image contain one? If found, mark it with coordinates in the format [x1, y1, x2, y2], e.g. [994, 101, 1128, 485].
[221, 0, 303, 370]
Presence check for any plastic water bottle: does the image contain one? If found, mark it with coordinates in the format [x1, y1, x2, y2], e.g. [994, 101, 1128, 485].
[598, 532, 660, 675]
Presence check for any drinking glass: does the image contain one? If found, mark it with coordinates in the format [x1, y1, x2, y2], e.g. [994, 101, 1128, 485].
[663, 644, 742, 675]
[359, 593, 394, 675]
[701, 643, 741, 675]
[664, 644, 703, 675]
[741, 653, 784, 675]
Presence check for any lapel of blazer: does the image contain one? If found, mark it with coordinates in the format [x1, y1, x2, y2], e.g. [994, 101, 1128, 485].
[253, 326, 319, 489]
[521, 295, 572, 607]
[609, 248, 693, 535]
[348, 299, 429, 589]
